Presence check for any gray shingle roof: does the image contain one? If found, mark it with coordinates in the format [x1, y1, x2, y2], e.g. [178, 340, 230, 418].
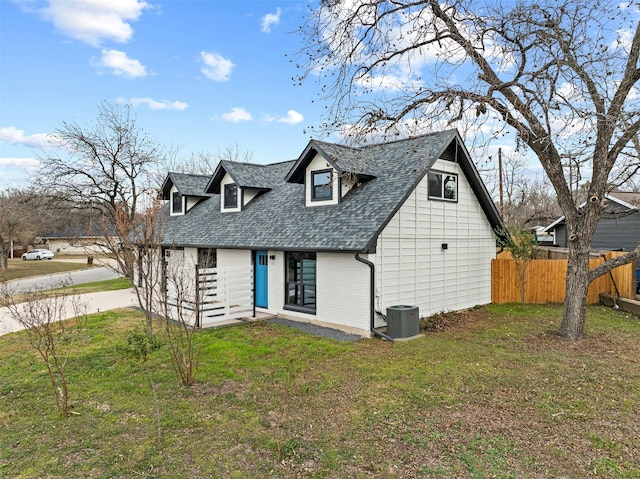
[161, 130, 501, 252]
[206, 161, 274, 193]
[162, 172, 212, 198]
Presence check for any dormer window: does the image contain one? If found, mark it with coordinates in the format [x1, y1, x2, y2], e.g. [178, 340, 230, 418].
[311, 170, 333, 201]
[224, 184, 238, 209]
[172, 191, 183, 214]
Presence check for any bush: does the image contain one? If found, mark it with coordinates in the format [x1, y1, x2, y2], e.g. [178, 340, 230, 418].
[124, 326, 163, 362]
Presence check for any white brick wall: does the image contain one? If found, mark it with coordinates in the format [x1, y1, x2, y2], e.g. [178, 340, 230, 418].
[316, 252, 371, 331]
[217, 249, 251, 268]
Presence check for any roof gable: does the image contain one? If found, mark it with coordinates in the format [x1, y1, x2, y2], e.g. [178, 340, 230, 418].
[161, 172, 211, 199]
[206, 161, 273, 194]
[543, 193, 640, 232]
[285, 140, 377, 184]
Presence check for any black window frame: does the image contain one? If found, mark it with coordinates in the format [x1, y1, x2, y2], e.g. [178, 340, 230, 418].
[428, 171, 458, 202]
[311, 169, 333, 201]
[224, 183, 238, 209]
[284, 251, 317, 314]
[197, 248, 217, 269]
[172, 191, 183, 214]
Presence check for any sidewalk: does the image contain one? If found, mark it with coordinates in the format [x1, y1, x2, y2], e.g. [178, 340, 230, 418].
[0, 288, 138, 337]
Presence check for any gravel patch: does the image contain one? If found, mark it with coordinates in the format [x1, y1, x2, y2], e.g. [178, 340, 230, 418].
[266, 317, 363, 342]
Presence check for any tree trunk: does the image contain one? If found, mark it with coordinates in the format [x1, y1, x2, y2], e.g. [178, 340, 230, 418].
[558, 246, 591, 340]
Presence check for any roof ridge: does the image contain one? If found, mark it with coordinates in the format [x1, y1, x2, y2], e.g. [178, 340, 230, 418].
[312, 129, 458, 151]
[169, 171, 211, 178]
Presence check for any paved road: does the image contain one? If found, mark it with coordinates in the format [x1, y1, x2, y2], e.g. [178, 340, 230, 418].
[3, 266, 122, 295]
[0, 288, 138, 336]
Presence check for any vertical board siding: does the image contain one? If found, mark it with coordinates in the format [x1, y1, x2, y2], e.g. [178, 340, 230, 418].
[376, 159, 496, 317]
[491, 252, 635, 304]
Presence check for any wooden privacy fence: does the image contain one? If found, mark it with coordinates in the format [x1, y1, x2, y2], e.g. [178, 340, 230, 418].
[492, 251, 635, 304]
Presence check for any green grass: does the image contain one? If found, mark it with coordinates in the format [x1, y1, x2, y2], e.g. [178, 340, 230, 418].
[59, 277, 132, 293]
[1, 304, 639, 478]
[0, 258, 88, 282]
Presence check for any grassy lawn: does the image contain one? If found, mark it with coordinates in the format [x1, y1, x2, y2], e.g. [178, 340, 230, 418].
[0, 304, 638, 478]
[58, 277, 132, 294]
[0, 259, 88, 282]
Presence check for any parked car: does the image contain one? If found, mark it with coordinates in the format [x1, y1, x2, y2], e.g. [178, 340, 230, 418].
[22, 249, 55, 261]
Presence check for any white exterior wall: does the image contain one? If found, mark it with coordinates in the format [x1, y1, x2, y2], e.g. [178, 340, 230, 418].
[374, 159, 495, 319]
[183, 247, 198, 266]
[47, 238, 112, 255]
[217, 248, 252, 268]
[316, 252, 371, 332]
[266, 250, 284, 312]
[186, 196, 200, 211]
[243, 189, 259, 207]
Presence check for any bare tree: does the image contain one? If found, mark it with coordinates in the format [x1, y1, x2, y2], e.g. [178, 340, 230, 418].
[2, 281, 87, 416]
[159, 249, 203, 386]
[35, 101, 164, 278]
[298, 0, 640, 339]
[497, 155, 561, 227]
[123, 200, 166, 339]
[0, 189, 39, 270]
[0, 188, 104, 271]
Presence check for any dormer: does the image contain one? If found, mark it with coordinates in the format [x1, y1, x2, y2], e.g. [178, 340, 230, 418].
[206, 161, 271, 213]
[285, 140, 377, 208]
[161, 172, 212, 216]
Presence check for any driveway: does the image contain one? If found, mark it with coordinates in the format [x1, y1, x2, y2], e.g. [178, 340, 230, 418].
[0, 288, 138, 336]
[3, 266, 122, 296]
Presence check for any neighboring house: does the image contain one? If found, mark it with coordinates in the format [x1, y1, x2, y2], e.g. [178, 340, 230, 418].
[543, 194, 640, 256]
[45, 223, 118, 255]
[159, 129, 503, 336]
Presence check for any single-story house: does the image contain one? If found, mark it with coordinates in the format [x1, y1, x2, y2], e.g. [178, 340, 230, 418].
[159, 129, 503, 337]
[45, 223, 118, 256]
[543, 193, 640, 255]
[543, 193, 640, 293]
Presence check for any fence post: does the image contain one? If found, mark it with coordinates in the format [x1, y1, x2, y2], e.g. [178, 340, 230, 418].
[195, 263, 200, 329]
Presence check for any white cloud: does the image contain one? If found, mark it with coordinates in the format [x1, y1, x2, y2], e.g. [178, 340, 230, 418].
[93, 49, 147, 78]
[0, 157, 40, 168]
[276, 110, 304, 125]
[221, 107, 253, 122]
[261, 7, 282, 33]
[31, 0, 149, 47]
[0, 127, 52, 148]
[117, 97, 188, 110]
[200, 51, 234, 81]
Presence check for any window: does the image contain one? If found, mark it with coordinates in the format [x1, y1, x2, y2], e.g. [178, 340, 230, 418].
[197, 248, 217, 269]
[285, 252, 316, 312]
[172, 191, 183, 213]
[311, 170, 333, 201]
[224, 183, 238, 209]
[428, 172, 457, 201]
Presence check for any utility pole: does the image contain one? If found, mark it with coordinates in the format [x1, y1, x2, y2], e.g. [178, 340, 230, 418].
[498, 148, 504, 219]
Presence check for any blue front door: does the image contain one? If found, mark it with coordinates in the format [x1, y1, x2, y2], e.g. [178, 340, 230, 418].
[255, 251, 268, 308]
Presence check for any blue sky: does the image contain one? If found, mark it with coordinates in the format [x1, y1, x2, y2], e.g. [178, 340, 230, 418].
[0, 0, 326, 189]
